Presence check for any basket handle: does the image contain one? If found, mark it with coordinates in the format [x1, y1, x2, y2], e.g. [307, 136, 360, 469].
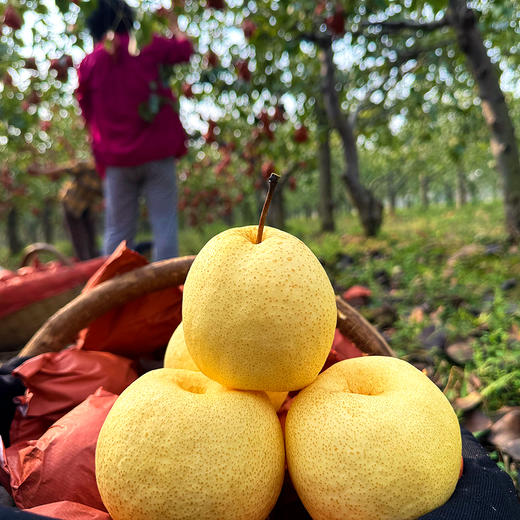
[18, 255, 394, 359]
[336, 296, 395, 357]
[20, 243, 73, 268]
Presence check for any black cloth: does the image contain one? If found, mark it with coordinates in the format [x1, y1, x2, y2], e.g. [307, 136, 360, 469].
[0, 505, 57, 519]
[420, 428, 520, 519]
[269, 428, 520, 519]
[0, 356, 28, 447]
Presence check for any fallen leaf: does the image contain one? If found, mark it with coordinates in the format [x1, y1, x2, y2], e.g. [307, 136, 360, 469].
[445, 342, 474, 365]
[409, 306, 425, 324]
[462, 408, 493, 433]
[500, 278, 517, 291]
[468, 373, 483, 390]
[510, 324, 520, 342]
[453, 391, 483, 412]
[489, 409, 520, 461]
[418, 326, 447, 351]
[430, 305, 445, 325]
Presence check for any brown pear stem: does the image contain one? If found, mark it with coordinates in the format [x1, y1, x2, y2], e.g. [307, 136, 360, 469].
[256, 173, 280, 244]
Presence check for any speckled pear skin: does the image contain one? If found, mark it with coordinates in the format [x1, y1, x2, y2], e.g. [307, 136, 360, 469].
[96, 368, 285, 520]
[164, 322, 289, 411]
[164, 323, 199, 371]
[182, 225, 338, 392]
[285, 356, 462, 520]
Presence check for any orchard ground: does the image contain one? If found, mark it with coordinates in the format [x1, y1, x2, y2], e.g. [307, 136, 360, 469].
[1, 200, 519, 487]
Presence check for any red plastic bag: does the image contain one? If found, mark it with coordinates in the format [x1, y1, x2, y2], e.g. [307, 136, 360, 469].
[77, 242, 183, 356]
[0, 258, 106, 319]
[3, 388, 117, 513]
[25, 501, 110, 520]
[321, 329, 364, 372]
[9, 348, 137, 446]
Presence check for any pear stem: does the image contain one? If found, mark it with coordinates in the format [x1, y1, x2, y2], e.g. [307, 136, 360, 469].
[256, 173, 280, 244]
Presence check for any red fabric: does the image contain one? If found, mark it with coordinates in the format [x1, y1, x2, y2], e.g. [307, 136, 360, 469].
[9, 348, 137, 446]
[25, 502, 111, 520]
[77, 33, 193, 176]
[0, 268, 15, 282]
[321, 329, 365, 372]
[4, 389, 116, 512]
[0, 257, 106, 319]
[77, 242, 183, 356]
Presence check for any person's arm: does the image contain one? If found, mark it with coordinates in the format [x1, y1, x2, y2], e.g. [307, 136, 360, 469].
[28, 162, 74, 179]
[28, 160, 95, 179]
[151, 15, 194, 66]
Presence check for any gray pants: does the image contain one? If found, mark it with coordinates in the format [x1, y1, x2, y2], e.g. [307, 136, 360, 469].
[104, 157, 178, 261]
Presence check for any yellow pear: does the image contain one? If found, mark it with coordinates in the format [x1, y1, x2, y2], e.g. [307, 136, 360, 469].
[182, 225, 337, 391]
[285, 356, 462, 520]
[164, 322, 199, 371]
[96, 368, 285, 520]
[164, 322, 288, 411]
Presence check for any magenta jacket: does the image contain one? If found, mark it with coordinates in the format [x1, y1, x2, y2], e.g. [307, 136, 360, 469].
[76, 33, 193, 176]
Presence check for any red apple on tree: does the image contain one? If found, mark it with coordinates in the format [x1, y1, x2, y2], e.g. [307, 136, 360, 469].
[261, 160, 275, 180]
[289, 176, 297, 191]
[204, 50, 219, 68]
[155, 6, 170, 18]
[273, 104, 286, 123]
[293, 125, 309, 143]
[241, 19, 257, 39]
[27, 90, 41, 105]
[39, 120, 52, 132]
[326, 6, 346, 36]
[3, 72, 13, 87]
[258, 110, 270, 126]
[24, 57, 38, 70]
[204, 120, 218, 144]
[206, 0, 225, 10]
[235, 59, 251, 82]
[3, 5, 22, 30]
[314, 1, 327, 16]
[49, 58, 68, 81]
[182, 82, 194, 98]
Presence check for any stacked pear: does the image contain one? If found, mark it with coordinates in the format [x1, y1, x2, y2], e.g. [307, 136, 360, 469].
[96, 219, 461, 520]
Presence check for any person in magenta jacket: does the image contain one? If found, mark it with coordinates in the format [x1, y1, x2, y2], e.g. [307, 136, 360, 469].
[76, 0, 193, 261]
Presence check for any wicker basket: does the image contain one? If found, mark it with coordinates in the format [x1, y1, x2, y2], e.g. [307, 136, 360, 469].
[17, 255, 394, 359]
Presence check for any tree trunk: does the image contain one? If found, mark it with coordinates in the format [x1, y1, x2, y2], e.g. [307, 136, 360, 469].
[468, 180, 479, 203]
[456, 168, 468, 207]
[7, 207, 22, 255]
[386, 173, 397, 215]
[444, 182, 455, 207]
[43, 199, 54, 244]
[316, 101, 335, 232]
[420, 175, 430, 208]
[449, 0, 520, 241]
[319, 45, 383, 236]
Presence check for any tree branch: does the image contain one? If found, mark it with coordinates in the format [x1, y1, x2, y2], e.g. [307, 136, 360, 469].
[348, 38, 454, 127]
[360, 16, 449, 34]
